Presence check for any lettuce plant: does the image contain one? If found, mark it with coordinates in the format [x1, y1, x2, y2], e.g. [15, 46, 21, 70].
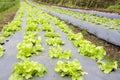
[78, 44, 106, 60]
[25, 23, 40, 31]
[67, 32, 83, 40]
[67, 32, 106, 60]
[16, 4, 45, 60]
[54, 20, 72, 33]
[0, 45, 4, 57]
[9, 60, 47, 80]
[42, 23, 54, 32]
[38, 7, 117, 73]
[26, 16, 38, 25]
[24, 31, 38, 39]
[0, 7, 24, 42]
[44, 32, 60, 38]
[51, 17, 72, 33]
[98, 60, 118, 74]
[48, 47, 72, 59]
[17, 37, 44, 60]
[55, 59, 87, 80]
[0, 35, 5, 42]
[1, 20, 21, 37]
[50, 6, 120, 29]
[72, 38, 91, 47]
[46, 37, 64, 46]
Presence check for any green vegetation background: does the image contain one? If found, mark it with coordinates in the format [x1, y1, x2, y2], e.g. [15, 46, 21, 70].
[34, 0, 120, 12]
[0, 0, 20, 21]
[0, 0, 20, 13]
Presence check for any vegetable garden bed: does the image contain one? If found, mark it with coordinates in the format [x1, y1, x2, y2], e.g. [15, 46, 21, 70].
[0, 1, 120, 80]
[52, 6, 120, 19]
[28, 1, 120, 47]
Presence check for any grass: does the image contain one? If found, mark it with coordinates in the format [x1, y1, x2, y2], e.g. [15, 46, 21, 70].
[107, 5, 120, 12]
[0, 0, 19, 12]
[0, 2, 20, 21]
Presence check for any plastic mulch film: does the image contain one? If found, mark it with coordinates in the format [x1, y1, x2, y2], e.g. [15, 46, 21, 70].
[41, 9, 120, 46]
[52, 6, 120, 19]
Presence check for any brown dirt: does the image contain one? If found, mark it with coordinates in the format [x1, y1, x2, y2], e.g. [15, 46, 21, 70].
[0, 10, 17, 31]
[67, 23, 120, 67]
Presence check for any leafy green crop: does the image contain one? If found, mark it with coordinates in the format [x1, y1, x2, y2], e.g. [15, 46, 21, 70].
[67, 32, 83, 40]
[72, 38, 91, 47]
[26, 16, 38, 25]
[44, 32, 60, 38]
[17, 37, 44, 60]
[0, 35, 5, 42]
[1, 21, 21, 37]
[48, 6, 120, 30]
[0, 19, 21, 40]
[48, 46, 72, 59]
[53, 19, 72, 33]
[78, 44, 106, 60]
[0, 45, 4, 57]
[98, 60, 118, 74]
[9, 60, 47, 80]
[25, 23, 40, 31]
[0, 6, 24, 42]
[46, 37, 64, 46]
[42, 23, 54, 32]
[67, 32, 106, 60]
[2, 20, 21, 32]
[55, 59, 87, 80]
[16, 6, 45, 60]
[48, 13, 115, 73]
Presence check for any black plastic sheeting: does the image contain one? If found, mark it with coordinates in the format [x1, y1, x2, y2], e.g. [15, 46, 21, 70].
[34, 6, 120, 47]
[27, 1, 120, 46]
[38, 5, 120, 47]
[30, 21, 120, 80]
[0, 10, 27, 80]
[52, 6, 120, 19]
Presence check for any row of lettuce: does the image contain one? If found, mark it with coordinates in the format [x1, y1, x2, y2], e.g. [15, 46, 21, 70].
[0, 2, 118, 80]
[36, 4, 87, 80]
[39, 6, 88, 80]
[9, 2, 47, 80]
[31, 0, 118, 74]
[0, 2, 24, 57]
[35, 0, 118, 75]
[35, 3, 120, 33]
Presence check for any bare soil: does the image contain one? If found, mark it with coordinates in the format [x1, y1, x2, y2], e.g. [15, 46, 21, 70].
[0, 10, 17, 31]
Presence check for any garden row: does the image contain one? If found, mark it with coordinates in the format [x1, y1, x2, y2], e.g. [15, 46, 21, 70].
[0, 2, 24, 57]
[39, 4, 120, 32]
[27, 0, 120, 46]
[52, 6, 120, 19]
[9, 3, 86, 80]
